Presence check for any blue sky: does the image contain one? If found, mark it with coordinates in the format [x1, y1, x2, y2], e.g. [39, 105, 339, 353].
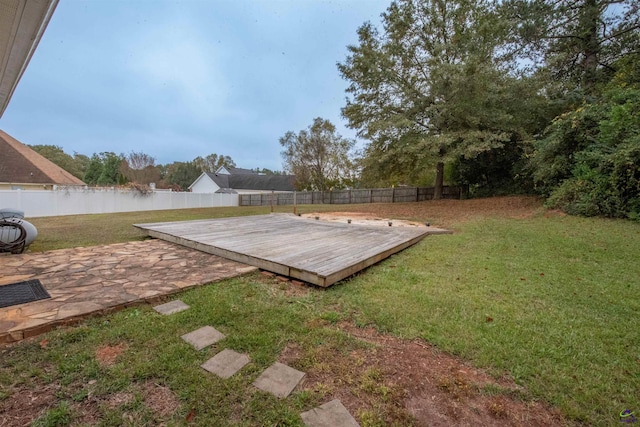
[1, 0, 388, 171]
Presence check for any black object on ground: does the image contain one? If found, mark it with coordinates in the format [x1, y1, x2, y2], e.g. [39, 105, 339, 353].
[0, 279, 50, 308]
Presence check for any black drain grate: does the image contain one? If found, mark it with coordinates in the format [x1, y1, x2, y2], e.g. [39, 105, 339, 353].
[0, 279, 50, 308]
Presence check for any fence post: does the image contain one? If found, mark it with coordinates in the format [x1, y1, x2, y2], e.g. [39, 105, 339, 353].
[369, 189, 372, 204]
[293, 191, 297, 214]
[392, 187, 396, 203]
[270, 190, 274, 212]
[416, 187, 419, 202]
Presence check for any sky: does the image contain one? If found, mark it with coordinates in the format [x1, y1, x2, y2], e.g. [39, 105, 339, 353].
[1, 0, 389, 171]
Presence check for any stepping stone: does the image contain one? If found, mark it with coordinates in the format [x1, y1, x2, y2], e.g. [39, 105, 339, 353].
[252, 362, 305, 398]
[201, 349, 249, 379]
[181, 326, 225, 350]
[300, 399, 360, 427]
[153, 299, 189, 315]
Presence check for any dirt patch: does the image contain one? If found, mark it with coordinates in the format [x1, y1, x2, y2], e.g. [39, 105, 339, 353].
[257, 270, 314, 294]
[142, 381, 180, 418]
[105, 391, 135, 408]
[301, 196, 544, 230]
[286, 322, 565, 427]
[0, 378, 180, 426]
[278, 342, 304, 366]
[301, 211, 426, 228]
[0, 383, 60, 426]
[95, 342, 127, 367]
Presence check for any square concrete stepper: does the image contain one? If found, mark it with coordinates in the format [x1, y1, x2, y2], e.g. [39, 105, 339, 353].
[300, 399, 360, 427]
[153, 300, 190, 315]
[252, 362, 305, 398]
[201, 349, 250, 379]
[181, 326, 226, 350]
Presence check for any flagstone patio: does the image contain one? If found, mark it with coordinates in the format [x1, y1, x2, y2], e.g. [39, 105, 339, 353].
[0, 240, 256, 344]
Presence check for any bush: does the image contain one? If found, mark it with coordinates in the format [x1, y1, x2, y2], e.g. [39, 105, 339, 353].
[534, 63, 640, 219]
[545, 140, 640, 219]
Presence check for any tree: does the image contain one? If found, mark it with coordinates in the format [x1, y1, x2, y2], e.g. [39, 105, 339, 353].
[164, 161, 201, 191]
[504, 0, 640, 93]
[193, 153, 235, 173]
[338, 0, 524, 198]
[83, 154, 103, 185]
[253, 168, 284, 175]
[508, 1, 640, 216]
[97, 152, 124, 185]
[119, 151, 160, 185]
[84, 152, 124, 186]
[29, 145, 88, 180]
[533, 58, 640, 218]
[73, 153, 90, 179]
[280, 117, 356, 191]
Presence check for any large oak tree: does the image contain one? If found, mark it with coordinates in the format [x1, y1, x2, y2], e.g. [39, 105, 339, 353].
[338, 0, 532, 198]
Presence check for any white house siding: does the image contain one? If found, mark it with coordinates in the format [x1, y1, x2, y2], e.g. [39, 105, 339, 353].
[190, 175, 220, 193]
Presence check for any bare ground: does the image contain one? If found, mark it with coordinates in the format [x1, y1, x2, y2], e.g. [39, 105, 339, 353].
[278, 323, 565, 426]
[0, 342, 180, 427]
[305, 195, 545, 230]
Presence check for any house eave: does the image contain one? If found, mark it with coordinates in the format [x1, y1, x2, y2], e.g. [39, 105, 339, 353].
[0, 0, 59, 117]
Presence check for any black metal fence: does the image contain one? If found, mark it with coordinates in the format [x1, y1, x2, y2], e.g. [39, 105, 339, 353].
[238, 186, 465, 207]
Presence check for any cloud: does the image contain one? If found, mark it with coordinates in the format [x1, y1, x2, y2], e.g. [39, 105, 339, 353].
[130, 19, 241, 123]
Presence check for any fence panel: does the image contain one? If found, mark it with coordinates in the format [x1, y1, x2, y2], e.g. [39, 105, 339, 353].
[236, 185, 465, 207]
[393, 187, 418, 203]
[0, 189, 238, 218]
[371, 188, 393, 203]
[351, 189, 371, 204]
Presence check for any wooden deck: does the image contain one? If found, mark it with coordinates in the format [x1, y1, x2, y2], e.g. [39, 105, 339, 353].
[135, 214, 434, 287]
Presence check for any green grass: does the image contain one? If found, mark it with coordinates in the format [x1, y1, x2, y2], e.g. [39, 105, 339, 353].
[3, 201, 640, 425]
[333, 215, 640, 424]
[1, 277, 366, 426]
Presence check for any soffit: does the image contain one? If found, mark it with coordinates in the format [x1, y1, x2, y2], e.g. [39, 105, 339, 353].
[0, 0, 58, 117]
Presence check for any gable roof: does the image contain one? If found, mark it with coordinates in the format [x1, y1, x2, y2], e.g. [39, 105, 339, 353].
[228, 167, 256, 175]
[205, 172, 229, 189]
[0, 129, 85, 185]
[229, 174, 295, 191]
[203, 171, 295, 192]
[215, 166, 256, 175]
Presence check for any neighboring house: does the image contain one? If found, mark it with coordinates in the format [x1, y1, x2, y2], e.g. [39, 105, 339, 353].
[0, 129, 85, 190]
[189, 166, 295, 194]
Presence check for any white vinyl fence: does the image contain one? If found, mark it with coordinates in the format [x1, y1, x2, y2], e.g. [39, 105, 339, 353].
[0, 188, 239, 218]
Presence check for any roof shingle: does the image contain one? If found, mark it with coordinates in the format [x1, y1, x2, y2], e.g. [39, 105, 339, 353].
[204, 171, 295, 192]
[0, 130, 85, 185]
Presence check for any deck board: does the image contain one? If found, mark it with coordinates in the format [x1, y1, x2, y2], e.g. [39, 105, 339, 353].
[135, 214, 435, 287]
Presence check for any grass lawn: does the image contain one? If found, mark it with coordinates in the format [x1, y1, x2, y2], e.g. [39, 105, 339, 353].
[2, 197, 639, 425]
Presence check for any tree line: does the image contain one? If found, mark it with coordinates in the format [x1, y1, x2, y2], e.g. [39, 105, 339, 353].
[28, 147, 246, 191]
[281, 0, 639, 219]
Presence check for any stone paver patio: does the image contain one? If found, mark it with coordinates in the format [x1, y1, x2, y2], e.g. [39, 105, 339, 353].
[0, 240, 256, 344]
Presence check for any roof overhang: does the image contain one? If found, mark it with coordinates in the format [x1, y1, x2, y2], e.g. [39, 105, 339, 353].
[0, 0, 58, 117]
